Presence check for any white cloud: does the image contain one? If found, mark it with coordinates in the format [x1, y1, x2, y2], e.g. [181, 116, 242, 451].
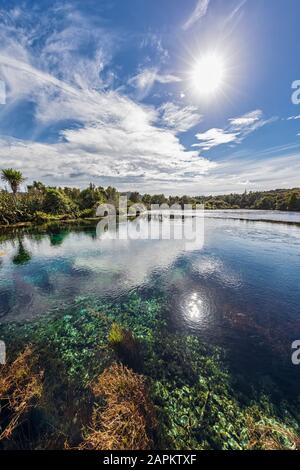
[182, 0, 210, 31]
[0, 3, 294, 196]
[0, 7, 216, 190]
[128, 68, 181, 99]
[0, 57, 215, 187]
[159, 102, 202, 133]
[140, 33, 169, 63]
[287, 115, 300, 121]
[229, 109, 262, 129]
[193, 128, 238, 150]
[194, 110, 276, 150]
[159, 150, 300, 195]
[223, 0, 247, 28]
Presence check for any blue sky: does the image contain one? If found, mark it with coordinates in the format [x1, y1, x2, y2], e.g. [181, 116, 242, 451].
[0, 0, 300, 194]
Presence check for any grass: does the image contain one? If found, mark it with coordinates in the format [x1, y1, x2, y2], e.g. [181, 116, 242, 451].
[80, 363, 156, 450]
[0, 346, 43, 443]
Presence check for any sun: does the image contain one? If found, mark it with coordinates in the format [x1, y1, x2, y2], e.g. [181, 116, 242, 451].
[191, 53, 225, 96]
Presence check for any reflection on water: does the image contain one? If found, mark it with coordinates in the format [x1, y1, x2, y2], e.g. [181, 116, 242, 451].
[180, 291, 211, 329]
[204, 209, 300, 224]
[1, 213, 300, 392]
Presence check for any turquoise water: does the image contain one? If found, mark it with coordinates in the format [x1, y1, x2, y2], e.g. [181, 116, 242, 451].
[0, 213, 300, 396]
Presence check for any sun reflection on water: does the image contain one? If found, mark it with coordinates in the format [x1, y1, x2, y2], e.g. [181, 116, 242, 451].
[180, 291, 212, 329]
[187, 292, 204, 321]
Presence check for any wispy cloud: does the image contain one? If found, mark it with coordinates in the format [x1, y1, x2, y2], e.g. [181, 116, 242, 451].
[128, 68, 181, 99]
[229, 109, 263, 129]
[287, 115, 300, 121]
[182, 0, 210, 31]
[193, 128, 238, 150]
[0, 7, 214, 190]
[0, 1, 294, 195]
[140, 33, 169, 63]
[159, 102, 202, 133]
[223, 0, 247, 27]
[194, 110, 277, 150]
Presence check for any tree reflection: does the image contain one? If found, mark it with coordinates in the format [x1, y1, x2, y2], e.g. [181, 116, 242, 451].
[12, 239, 32, 265]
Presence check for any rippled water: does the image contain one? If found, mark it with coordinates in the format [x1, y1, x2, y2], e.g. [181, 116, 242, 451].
[1, 212, 300, 393]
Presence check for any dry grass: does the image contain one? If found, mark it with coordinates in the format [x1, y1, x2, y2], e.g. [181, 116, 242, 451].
[0, 346, 43, 441]
[80, 363, 156, 450]
[246, 413, 300, 450]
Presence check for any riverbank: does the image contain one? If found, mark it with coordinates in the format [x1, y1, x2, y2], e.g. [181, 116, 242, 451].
[2, 208, 300, 230]
[0, 217, 101, 230]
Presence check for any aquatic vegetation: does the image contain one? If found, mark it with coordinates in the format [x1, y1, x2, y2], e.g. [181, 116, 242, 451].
[143, 334, 248, 449]
[80, 363, 156, 450]
[246, 404, 300, 450]
[108, 322, 130, 345]
[0, 293, 163, 384]
[0, 290, 299, 450]
[101, 294, 167, 339]
[108, 323, 141, 369]
[0, 346, 43, 443]
[142, 334, 300, 450]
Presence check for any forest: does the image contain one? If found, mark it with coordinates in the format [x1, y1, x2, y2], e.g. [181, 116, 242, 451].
[0, 169, 300, 226]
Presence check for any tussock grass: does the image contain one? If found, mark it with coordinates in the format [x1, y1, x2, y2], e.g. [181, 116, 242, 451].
[80, 363, 156, 450]
[0, 346, 43, 441]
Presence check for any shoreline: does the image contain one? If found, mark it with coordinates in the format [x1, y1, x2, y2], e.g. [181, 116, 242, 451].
[1, 211, 300, 230]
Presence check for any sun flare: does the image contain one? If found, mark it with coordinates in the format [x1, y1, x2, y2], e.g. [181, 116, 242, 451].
[191, 53, 225, 96]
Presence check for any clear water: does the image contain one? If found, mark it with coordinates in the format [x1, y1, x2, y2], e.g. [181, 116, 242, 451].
[1, 212, 300, 395]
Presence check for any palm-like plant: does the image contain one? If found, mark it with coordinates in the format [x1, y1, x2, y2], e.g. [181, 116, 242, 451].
[1, 169, 26, 194]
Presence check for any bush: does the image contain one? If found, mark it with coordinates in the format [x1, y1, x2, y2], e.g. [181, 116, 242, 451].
[0, 192, 44, 225]
[43, 188, 77, 215]
[33, 211, 62, 224]
[78, 208, 96, 218]
[287, 193, 300, 211]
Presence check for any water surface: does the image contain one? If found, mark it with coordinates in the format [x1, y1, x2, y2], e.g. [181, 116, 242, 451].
[1, 211, 300, 395]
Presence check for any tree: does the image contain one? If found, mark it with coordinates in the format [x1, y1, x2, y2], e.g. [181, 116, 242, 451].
[105, 186, 118, 202]
[254, 196, 275, 210]
[142, 194, 152, 206]
[27, 181, 46, 193]
[287, 193, 300, 211]
[79, 186, 105, 209]
[1, 169, 26, 194]
[150, 194, 167, 205]
[129, 192, 141, 203]
[43, 188, 75, 215]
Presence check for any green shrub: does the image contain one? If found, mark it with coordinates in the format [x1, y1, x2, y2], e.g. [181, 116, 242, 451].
[43, 188, 77, 215]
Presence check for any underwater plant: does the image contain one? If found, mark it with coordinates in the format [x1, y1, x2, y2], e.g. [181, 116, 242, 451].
[1, 291, 299, 451]
[80, 363, 157, 450]
[108, 323, 141, 369]
[246, 404, 300, 450]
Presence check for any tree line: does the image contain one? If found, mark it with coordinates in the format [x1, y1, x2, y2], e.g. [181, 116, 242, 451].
[0, 168, 299, 226]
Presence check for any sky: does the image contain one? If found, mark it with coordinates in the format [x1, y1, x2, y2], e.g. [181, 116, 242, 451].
[0, 0, 300, 195]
